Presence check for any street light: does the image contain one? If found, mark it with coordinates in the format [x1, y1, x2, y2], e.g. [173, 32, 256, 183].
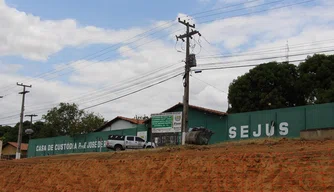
[25, 129, 34, 140]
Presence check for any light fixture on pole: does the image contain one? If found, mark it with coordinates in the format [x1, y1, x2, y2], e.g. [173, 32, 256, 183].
[25, 129, 34, 140]
[194, 70, 202, 74]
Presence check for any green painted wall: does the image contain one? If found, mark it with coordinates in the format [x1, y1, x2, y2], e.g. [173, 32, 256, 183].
[226, 102, 334, 141]
[27, 125, 147, 158]
[165, 105, 226, 144]
[27, 103, 334, 158]
[166, 103, 334, 143]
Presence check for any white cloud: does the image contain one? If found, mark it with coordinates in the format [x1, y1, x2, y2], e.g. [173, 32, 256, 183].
[1, 0, 334, 126]
[0, 0, 144, 61]
[197, 2, 334, 55]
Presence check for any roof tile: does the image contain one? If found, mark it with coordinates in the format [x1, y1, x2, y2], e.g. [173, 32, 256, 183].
[6, 142, 29, 151]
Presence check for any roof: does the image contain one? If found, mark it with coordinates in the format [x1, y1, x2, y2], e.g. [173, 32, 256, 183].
[144, 102, 227, 123]
[94, 116, 145, 132]
[164, 102, 227, 116]
[3, 142, 29, 151]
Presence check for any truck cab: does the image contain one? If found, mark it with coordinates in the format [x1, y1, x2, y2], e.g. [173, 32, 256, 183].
[106, 135, 157, 151]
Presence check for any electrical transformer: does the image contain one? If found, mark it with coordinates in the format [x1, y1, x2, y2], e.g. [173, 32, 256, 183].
[188, 54, 197, 68]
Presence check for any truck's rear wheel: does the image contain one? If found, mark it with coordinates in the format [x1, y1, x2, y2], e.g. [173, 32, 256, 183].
[114, 145, 122, 151]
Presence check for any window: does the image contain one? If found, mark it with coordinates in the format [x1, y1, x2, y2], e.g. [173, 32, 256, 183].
[135, 137, 145, 142]
[108, 135, 124, 140]
[126, 136, 134, 141]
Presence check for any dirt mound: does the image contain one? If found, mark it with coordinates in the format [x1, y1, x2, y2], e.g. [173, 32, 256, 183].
[0, 139, 333, 191]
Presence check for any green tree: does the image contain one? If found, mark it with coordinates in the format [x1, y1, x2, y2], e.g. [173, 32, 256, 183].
[0, 121, 31, 144]
[298, 54, 334, 104]
[227, 61, 305, 113]
[79, 112, 105, 134]
[30, 121, 48, 139]
[42, 102, 104, 136]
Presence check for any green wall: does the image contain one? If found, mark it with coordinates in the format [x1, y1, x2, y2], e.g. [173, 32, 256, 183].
[28, 103, 334, 158]
[167, 103, 334, 144]
[28, 125, 147, 158]
[165, 105, 226, 144]
[225, 102, 334, 141]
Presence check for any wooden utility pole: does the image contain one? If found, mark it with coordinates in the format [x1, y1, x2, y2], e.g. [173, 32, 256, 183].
[176, 18, 201, 145]
[16, 83, 32, 159]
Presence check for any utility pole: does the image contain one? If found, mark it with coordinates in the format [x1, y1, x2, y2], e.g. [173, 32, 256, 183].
[286, 40, 290, 63]
[176, 18, 201, 145]
[25, 114, 37, 139]
[16, 83, 32, 159]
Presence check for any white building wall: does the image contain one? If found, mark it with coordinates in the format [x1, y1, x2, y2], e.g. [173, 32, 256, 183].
[100, 120, 137, 132]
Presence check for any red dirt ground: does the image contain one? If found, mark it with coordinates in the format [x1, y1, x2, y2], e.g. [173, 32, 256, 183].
[0, 138, 333, 192]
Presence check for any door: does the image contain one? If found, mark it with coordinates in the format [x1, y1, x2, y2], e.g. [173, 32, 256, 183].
[135, 137, 146, 148]
[125, 136, 135, 149]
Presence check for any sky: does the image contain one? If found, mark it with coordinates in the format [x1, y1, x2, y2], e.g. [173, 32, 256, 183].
[0, 0, 334, 125]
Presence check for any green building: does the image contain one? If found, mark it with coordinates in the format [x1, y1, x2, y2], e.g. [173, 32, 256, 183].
[144, 102, 227, 146]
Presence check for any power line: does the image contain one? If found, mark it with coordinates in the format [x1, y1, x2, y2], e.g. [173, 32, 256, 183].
[2, 58, 309, 126]
[0, 26, 183, 98]
[194, 0, 285, 20]
[1, 43, 333, 120]
[0, 0, 326, 120]
[198, 0, 315, 24]
[191, 76, 230, 111]
[197, 45, 334, 60]
[0, 65, 184, 120]
[196, 59, 306, 71]
[0, 0, 313, 97]
[81, 72, 183, 110]
[197, 49, 334, 67]
[74, 68, 184, 107]
[0, 65, 184, 121]
[188, 0, 263, 17]
[192, 76, 228, 95]
[0, 21, 178, 93]
[27, 62, 183, 108]
[1, 45, 333, 121]
[0, 0, 293, 97]
[197, 39, 334, 59]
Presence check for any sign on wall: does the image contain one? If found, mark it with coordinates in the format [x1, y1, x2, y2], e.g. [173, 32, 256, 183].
[151, 112, 182, 133]
[137, 131, 147, 141]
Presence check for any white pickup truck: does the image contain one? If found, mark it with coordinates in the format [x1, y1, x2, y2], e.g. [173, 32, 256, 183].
[106, 135, 157, 151]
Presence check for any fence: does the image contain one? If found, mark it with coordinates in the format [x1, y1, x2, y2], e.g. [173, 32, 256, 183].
[27, 102, 334, 157]
[27, 125, 147, 158]
[222, 102, 334, 142]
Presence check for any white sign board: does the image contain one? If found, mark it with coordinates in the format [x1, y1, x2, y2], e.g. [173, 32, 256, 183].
[151, 112, 182, 133]
[137, 131, 147, 141]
